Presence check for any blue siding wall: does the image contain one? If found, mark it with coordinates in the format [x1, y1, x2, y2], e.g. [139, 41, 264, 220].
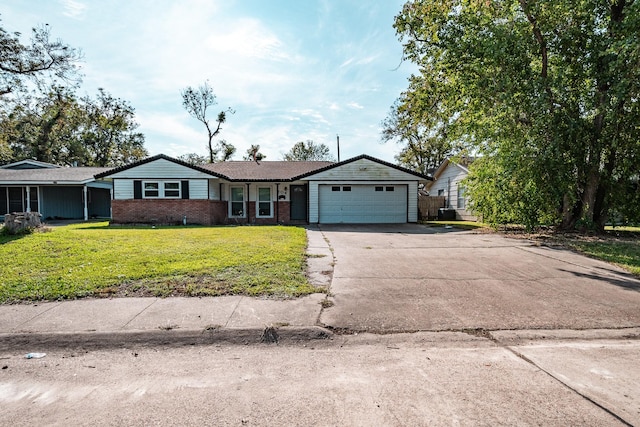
[88, 188, 111, 218]
[41, 186, 84, 219]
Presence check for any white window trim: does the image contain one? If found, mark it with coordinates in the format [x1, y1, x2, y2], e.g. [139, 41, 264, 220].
[143, 181, 160, 198]
[457, 184, 466, 209]
[256, 187, 273, 218]
[230, 186, 245, 218]
[142, 180, 181, 199]
[163, 181, 181, 199]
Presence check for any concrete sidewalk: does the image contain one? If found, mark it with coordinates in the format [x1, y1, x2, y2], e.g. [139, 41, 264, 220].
[0, 225, 335, 348]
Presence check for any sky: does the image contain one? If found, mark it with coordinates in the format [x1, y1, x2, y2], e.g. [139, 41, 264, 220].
[1, 0, 416, 162]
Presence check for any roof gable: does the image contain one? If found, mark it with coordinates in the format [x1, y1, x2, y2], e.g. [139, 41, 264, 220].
[95, 154, 225, 179]
[431, 158, 472, 181]
[299, 154, 432, 181]
[1, 159, 60, 170]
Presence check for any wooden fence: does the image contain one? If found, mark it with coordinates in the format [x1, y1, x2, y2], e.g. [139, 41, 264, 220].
[418, 196, 446, 220]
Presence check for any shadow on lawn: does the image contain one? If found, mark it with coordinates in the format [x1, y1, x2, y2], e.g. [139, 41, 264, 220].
[0, 232, 29, 244]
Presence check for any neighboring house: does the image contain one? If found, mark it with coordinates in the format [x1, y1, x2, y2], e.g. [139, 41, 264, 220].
[95, 153, 432, 225]
[424, 158, 477, 221]
[0, 160, 112, 221]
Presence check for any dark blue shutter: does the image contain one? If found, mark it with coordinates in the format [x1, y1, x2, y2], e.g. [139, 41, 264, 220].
[133, 181, 142, 199]
[181, 181, 189, 199]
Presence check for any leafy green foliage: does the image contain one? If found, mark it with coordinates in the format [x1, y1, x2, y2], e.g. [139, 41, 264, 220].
[394, 0, 640, 232]
[1, 86, 147, 166]
[381, 89, 463, 175]
[0, 20, 146, 167]
[0, 223, 319, 302]
[283, 140, 335, 161]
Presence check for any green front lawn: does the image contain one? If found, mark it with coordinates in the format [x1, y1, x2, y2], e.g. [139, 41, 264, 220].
[564, 237, 640, 277]
[0, 222, 320, 303]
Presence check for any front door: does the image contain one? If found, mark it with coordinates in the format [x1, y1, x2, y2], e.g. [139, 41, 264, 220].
[290, 185, 307, 221]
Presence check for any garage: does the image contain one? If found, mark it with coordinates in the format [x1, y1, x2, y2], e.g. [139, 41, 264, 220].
[319, 184, 407, 223]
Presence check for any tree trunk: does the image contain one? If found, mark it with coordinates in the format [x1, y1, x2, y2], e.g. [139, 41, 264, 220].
[580, 167, 601, 230]
[560, 192, 580, 231]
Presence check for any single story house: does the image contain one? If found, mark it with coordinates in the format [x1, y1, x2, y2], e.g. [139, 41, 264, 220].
[95, 153, 432, 225]
[423, 157, 477, 221]
[0, 160, 112, 221]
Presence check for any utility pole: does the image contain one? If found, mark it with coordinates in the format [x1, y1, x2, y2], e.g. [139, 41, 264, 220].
[336, 134, 340, 162]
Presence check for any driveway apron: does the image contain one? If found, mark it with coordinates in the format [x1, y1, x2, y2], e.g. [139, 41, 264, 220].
[318, 224, 640, 332]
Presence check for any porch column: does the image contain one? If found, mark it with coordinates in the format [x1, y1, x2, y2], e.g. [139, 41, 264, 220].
[275, 183, 280, 223]
[110, 188, 113, 219]
[245, 183, 250, 221]
[83, 185, 88, 221]
[25, 187, 31, 212]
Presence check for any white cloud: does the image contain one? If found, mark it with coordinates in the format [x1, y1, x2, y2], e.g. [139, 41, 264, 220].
[206, 18, 294, 62]
[356, 55, 378, 65]
[60, 0, 86, 19]
[340, 58, 354, 68]
[290, 109, 330, 125]
[347, 102, 364, 110]
[137, 112, 204, 154]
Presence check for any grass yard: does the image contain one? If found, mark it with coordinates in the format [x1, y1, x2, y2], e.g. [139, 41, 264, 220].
[0, 222, 320, 303]
[562, 234, 640, 277]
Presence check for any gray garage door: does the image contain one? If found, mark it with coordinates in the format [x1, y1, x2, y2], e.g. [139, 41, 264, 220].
[319, 184, 407, 223]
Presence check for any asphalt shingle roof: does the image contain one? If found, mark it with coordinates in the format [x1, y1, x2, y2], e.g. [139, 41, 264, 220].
[201, 161, 334, 181]
[0, 167, 111, 184]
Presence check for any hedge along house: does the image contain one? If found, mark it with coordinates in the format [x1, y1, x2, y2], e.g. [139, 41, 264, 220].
[96, 154, 432, 225]
[0, 160, 112, 221]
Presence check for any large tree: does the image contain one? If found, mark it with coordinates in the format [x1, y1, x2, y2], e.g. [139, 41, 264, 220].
[181, 81, 234, 163]
[382, 93, 462, 175]
[283, 140, 335, 161]
[3, 86, 81, 165]
[0, 22, 81, 96]
[394, 0, 640, 231]
[1, 86, 147, 166]
[79, 88, 147, 166]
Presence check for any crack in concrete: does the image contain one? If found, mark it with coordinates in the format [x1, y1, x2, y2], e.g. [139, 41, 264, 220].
[498, 340, 634, 427]
[314, 225, 336, 329]
[224, 297, 244, 328]
[120, 298, 159, 330]
[12, 302, 63, 332]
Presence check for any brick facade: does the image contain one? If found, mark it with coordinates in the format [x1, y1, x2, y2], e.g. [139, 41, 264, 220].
[111, 199, 301, 225]
[112, 199, 227, 225]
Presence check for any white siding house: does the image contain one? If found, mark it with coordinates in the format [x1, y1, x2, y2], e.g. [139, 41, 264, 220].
[425, 158, 477, 221]
[97, 154, 431, 225]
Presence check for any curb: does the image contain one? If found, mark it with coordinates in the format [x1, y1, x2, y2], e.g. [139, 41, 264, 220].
[0, 326, 334, 352]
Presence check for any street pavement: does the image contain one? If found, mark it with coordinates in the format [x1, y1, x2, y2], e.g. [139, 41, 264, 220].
[1, 223, 639, 425]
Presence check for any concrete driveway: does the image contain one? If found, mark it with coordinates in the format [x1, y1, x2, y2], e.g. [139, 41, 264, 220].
[318, 224, 640, 332]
